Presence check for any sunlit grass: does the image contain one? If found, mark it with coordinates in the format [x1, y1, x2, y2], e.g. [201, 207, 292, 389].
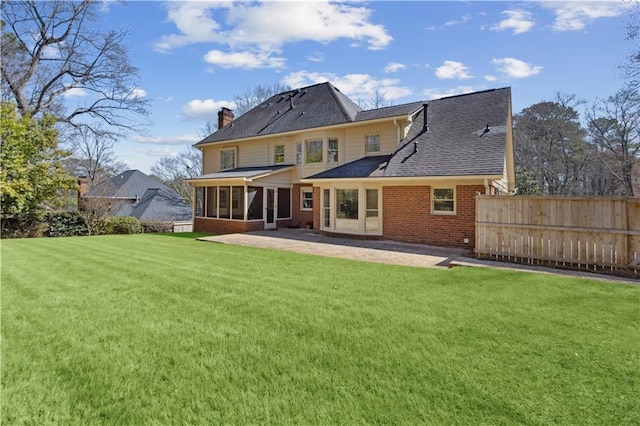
[2, 234, 638, 425]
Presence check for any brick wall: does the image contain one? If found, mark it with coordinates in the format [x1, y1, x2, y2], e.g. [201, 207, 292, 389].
[382, 185, 483, 248]
[291, 184, 314, 228]
[194, 217, 264, 234]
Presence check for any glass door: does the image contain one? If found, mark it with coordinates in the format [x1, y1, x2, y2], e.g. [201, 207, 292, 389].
[265, 188, 277, 229]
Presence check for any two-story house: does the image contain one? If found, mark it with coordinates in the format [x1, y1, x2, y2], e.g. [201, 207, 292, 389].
[187, 82, 514, 248]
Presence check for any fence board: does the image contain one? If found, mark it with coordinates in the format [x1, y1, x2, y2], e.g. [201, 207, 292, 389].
[476, 196, 639, 274]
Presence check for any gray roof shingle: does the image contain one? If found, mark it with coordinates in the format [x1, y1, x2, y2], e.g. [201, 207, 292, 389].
[306, 156, 390, 179]
[383, 87, 511, 177]
[190, 165, 293, 181]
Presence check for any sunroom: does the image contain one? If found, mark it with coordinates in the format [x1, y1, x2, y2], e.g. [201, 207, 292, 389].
[187, 166, 294, 232]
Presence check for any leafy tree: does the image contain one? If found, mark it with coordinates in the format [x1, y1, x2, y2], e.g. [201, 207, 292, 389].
[0, 102, 76, 217]
[513, 93, 604, 195]
[586, 85, 640, 196]
[150, 147, 202, 206]
[1, 0, 149, 139]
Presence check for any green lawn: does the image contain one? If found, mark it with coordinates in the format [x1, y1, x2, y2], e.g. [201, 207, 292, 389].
[1, 234, 638, 425]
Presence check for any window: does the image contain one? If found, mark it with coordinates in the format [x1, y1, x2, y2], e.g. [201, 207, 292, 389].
[365, 134, 380, 154]
[336, 189, 358, 219]
[247, 187, 263, 220]
[195, 187, 204, 217]
[432, 188, 455, 214]
[365, 189, 379, 231]
[328, 138, 339, 163]
[306, 139, 323, 163]
[219, 186, 230, 218]
[323, 189, 331, 228]
[220, 148, 236, 170]
[206, 187, 217, 217]
[274, 145, 285, 164]
[296, 142, 302, 165]
[301, 188, 313, 210]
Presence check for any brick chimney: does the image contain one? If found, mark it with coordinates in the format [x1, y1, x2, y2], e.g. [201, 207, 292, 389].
[77, 176, 88, 211]
[217, 107, 234, 129]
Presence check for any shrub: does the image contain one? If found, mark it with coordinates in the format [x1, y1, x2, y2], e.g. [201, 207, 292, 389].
[1, 212, 47, 239]
[104, 216, 143, 235]
[44, 211, 87, 237]
[141, 221, 173, 233]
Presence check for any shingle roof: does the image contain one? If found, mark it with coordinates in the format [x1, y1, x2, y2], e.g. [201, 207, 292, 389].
[305, 156, 390, 179]
[383, 87, 511, 177]
[84, 170, 192, 222]
[189, 165, 293, 181]
[196, 83, 427, 146]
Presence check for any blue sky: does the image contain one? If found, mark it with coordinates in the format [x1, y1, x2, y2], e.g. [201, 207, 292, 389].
[89, 1, 635, 173]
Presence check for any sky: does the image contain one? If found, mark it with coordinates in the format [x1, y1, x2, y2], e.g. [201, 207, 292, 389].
[86, 0, 636, 174]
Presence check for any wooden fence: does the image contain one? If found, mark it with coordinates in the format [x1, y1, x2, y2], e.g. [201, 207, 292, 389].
[475, 196, 640, 274]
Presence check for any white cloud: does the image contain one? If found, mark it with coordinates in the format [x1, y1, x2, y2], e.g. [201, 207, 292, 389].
[63, 88, 87, 97]
[307, 51, 324, 63]
[204, 50, 286, 69]
[492, 57, 542, 78]
[543, 2, 628, 32]
[155, 1, 392, 69]
[384, 62, 406, 73]
[424, 86, 476, 100]
[435, 61, 472, 80]
[282, 71, 412, 103]
[485, 75, 498, 82]
[136, 147, 182, 157]
[130, 87, 147, 98]
[132, 134, 202, 146]
[445, 14, 472, 27]
[492, 10, 535, 34]
[182, 98, 236, 122]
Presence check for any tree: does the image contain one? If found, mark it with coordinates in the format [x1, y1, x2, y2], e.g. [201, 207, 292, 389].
[66, 127, 126, 187]
[0, 102, 76, 217]
[233, 82, 291, 116]
[586, 85, 640, 196]
[621, 1, 639, 90]
[513, 93, 604, 195]
[1, 1, 149, 138]
[150, 147, 202, 206]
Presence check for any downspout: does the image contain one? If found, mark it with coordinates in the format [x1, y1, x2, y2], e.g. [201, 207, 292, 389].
[484, 178, 490, 195]
[393, 119, 401, 145]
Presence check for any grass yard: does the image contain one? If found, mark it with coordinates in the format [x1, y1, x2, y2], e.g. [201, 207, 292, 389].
[1, 234, 638, 425]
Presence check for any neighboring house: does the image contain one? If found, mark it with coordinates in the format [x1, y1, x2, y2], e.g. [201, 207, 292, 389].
[79, 170, 193, 225]
[187, 83, 515, 248]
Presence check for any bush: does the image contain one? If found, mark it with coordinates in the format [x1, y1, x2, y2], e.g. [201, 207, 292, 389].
[141, 221, 173, 234]
[1, 212, 47, 239]
[104, 216, 143, 235]
[44, 211, 87, 237]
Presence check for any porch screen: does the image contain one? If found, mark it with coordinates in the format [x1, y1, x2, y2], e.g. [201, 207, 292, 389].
[247, 187, 263, 220]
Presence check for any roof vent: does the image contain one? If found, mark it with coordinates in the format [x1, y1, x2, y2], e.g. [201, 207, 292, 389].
[480, 124, 490, 137]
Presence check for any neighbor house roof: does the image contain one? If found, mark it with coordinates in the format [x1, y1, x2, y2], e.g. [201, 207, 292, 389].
[84, 170, 192, 222]
[306, 88, 511, 180]
[196, 83, 424, 146]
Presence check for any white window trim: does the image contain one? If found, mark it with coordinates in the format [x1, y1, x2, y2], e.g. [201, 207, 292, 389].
[305, 139, 324, 164]
[300, 187, 313, 211]
[220, 147, 237, 170]
[327, 138, 339, 164]
[274, 144, 285, 165]
[431, 187, 456, 215]
[319, 184, 382, 236]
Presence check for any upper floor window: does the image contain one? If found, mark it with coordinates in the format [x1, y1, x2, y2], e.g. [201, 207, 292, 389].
[328, 138, 339, 163]
[306, 140, 323, 163]
[274, 145, 285, 164]
[365, 135, 380, 154]
[220, 147, 236, 170]
[296, 142, 302, 165]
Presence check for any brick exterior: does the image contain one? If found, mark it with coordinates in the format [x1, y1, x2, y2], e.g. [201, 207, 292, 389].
[382, 185, 483, 248]
[194, 217, 265, 234]
[291, 184, 314, 228]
